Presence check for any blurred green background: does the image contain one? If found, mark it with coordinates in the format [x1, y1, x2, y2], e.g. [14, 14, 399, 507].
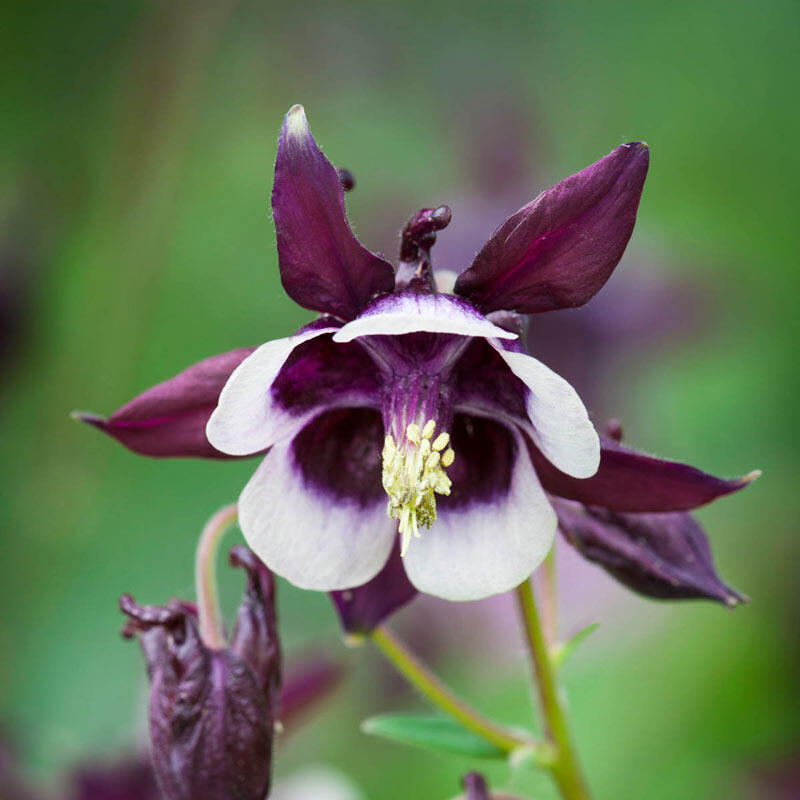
[1, 1, 798, 798]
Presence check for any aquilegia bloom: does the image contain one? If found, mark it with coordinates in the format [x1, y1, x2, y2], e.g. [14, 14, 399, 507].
[78, 105, 757, 602]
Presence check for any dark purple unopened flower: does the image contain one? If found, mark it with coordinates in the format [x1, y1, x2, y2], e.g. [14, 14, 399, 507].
[79, 105, 757, 602]
[120, 545, 280, 800]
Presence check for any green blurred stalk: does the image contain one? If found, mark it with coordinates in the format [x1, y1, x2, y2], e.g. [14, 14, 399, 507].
[371, 626, 533, 754]
[516, 578, 592, 800]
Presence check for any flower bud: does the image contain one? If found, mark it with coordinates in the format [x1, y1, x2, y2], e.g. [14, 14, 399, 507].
[120, 547, 281, 800]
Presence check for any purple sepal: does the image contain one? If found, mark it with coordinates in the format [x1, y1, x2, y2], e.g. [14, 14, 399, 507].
[272, 105, 395, 320]
[554, 499, 747, 606]
[120, 548, 281, 800]
[75, 347, 255, 458]
[330, 543, 417, 635]
[528, 436, 758, 513]
[462, 772, 490, 800]
[455, 142, 649, 314]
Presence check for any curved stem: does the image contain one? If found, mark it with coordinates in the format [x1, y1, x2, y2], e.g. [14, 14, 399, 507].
[194, 503, 238, 649]
[515, 579, 592, 800]
[371, 626, 532, 754]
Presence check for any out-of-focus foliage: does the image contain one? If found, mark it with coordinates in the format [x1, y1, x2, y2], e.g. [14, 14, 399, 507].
[1, 1, 797, 798]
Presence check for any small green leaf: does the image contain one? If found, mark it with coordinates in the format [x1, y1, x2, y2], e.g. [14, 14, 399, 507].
[551, 622, 600, 669]
[361, 713, 506, 759]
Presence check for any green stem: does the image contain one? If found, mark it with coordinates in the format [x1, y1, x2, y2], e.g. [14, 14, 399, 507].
[371, 626, 531, 754]
[515, 579, 592, 800]
[194, 503, 238, 649]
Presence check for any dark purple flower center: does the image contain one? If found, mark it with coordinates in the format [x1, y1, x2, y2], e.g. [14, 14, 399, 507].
[291, 408, 385, 507]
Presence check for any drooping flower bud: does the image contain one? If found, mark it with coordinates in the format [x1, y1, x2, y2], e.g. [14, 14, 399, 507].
[120, 546, 281, 800]
[554, 499, 747, 606]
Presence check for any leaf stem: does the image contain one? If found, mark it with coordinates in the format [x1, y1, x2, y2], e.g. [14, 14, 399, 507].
[515, 578, 592, 800]
[371, 626, 532, 755]
[194, 503, 238, 648]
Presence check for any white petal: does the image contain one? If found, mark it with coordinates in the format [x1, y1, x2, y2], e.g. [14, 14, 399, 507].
[206, 326, 337, 456]
[489, 342, 600, 478]
[333, 293, 517, 343]
[238, 436, 396, 591]
[402, 434, 556, 601]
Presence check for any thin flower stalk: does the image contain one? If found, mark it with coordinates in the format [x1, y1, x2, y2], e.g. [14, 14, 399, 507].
[370, 626, 532, 755]
[195, 503, 239, 648]
[516, 578, 591, 800]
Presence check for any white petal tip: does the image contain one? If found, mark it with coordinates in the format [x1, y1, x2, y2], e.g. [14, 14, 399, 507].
[566, 438, 601, 479]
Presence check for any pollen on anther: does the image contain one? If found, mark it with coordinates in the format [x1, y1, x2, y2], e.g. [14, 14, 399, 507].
[432, 432, 449, 451]
[381, 417, 455, 557]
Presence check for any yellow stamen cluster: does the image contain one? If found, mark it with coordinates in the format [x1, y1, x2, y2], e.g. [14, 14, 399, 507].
[382, 419, 455, 557]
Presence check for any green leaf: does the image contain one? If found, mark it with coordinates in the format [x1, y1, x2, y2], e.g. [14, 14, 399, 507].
[361, 713, 506, 759]
[551, 622, 600, 669]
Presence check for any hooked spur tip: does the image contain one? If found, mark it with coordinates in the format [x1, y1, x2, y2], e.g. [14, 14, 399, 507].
[724, 590, 751, 609]
[70, 410, 107, 429]
[337, 167, 355, 192]
[738, 469, 762, 486]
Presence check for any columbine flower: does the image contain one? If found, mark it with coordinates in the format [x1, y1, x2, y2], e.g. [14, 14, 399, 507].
[78, 105, 757, 602]
[120, 545, 280, 800]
